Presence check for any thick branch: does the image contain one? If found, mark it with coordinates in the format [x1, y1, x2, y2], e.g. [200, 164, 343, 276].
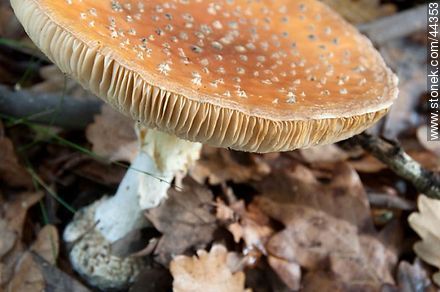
[0, 85, 102, 129]
[353, 133, 440, 200]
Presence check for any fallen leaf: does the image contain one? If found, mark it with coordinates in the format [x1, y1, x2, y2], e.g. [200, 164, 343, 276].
[217, 199, 273, 255]
[329, 235, 395, 285]
[349, 154, 387, 173]
[254, 162, 374, 231]
[407, 150, 440, 172]
[73, 158, 126, 186]
[145, 177, 217, 265]
[256, 197, 396, 289]
[0, 220, 16, 258]
[191, 147, 270, 185]
[267, 256, 301, 291]
[31, 252, 91, 292]
[170, 244, 250, 292]
[1, 192, 43, 239]
[7, 225, 59, 292]
[397, 260, 435, 292]
[86, 104, 138, 162]
[320, 0, 395, 24]
[0, 121, 33, 188]
[0, 0, 24, 38]
[0, 192, 44, 287]
[300, 144, 349, 164]
[302, 270, 378, 292]
[30, 225, 59, 264]
[258, 199, 360, 269]
[408, 195, 440, 286]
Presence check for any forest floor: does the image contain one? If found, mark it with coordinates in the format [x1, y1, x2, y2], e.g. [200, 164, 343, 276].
[0, 1, 438, 291]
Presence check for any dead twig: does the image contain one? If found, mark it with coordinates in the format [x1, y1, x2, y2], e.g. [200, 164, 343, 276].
[353, 133, 440, 200]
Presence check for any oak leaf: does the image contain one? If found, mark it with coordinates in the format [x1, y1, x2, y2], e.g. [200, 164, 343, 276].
[408, 195, 440, 286]
[170, 244, 250, 292]
[145, 178, 217, 265]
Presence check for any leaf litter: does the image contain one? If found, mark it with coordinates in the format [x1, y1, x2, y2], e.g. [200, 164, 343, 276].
[0, 1, 439, 291]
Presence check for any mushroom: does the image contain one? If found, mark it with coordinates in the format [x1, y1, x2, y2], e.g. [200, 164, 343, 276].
[11, 0, 398, 289]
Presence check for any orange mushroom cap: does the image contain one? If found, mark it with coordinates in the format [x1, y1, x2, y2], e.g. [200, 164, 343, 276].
[11, 0, 398, 152]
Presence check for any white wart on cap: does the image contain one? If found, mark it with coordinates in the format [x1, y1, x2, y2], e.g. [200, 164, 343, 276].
[11, 0, 398, 152]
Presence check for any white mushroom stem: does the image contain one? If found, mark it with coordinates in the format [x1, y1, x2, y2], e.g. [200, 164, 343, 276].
[94, 127, 202, 242]
[63, 127, 201, 289]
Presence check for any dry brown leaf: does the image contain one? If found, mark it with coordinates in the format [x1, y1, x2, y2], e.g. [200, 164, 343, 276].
[30, 225, 59, 264]
[267, 256, 301, 291]
[0, 192, 44, 287]
[258, 199, 360, 269]
[86, 104, 137, 162]
[217, 199, 273, 255]
[408, 150, 440, 172]
[320, 0, 395, 24]
[8, 225, 59, 292]
[348, 154, 387, 173]
[0, 0, 24, 38]
[256, 197, 396, 289]
[170, 244, 250, 292]
[254, 162, 373, 231]
[300, 144, 349, 164]
[0, 121, 33, 188]
[73, 159, 126, 186]
[408, 195, 440, 286]
[0, 220, 16, 259]
[397, 260, 436, 292]
[329, 235, 395, 285]
[32, 252, 91, 292]
[145, 178, 217, 265]
[191, 147, 270, 185]
[302, 270, 378, 292]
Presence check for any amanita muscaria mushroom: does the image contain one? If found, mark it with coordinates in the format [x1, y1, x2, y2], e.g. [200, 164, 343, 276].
[11, 0, 398, 289]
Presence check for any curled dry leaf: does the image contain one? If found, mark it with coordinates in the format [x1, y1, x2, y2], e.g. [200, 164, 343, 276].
[0, 121, 33, 188]
[254, 162, 374, 231]
[31, 253, 91, 292]
[7, 225, 59, 292]
[170, 244, 250, 292]
[267, 256, 301, 291]
[191, 147, 270, 185]
[408, 195, 440, 286]
[145, 178, 217, 265]
[348, 154, 387, 173]
[0, 220, 16, 259]
[86, 104, 138, 162]
[0, 192, 44, 287]
[397, 260, 435, 292]
[216, 199, 273, 255]
[255, 196, 396, 290]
